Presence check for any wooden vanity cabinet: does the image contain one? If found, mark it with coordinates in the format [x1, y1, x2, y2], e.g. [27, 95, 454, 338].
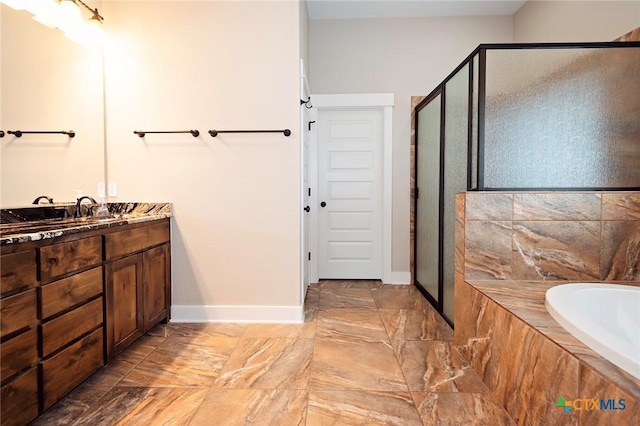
[105, 220, 170, 360]
[0, 249, 39, 426]
[0, 217, 171, 424]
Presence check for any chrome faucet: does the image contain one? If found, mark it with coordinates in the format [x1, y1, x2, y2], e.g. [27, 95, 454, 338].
[32, 195, 54, 204]
[75, 196, 97, 218]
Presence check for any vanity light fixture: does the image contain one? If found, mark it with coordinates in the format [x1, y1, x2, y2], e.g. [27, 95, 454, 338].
[1, 0, 104, 47]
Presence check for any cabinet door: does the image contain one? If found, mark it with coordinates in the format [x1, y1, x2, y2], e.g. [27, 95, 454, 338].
[105, 254, 143, 360]
[142, 244, 170, 332]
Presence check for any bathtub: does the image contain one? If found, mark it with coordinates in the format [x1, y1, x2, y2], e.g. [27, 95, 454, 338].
[545, 283, 640, 381]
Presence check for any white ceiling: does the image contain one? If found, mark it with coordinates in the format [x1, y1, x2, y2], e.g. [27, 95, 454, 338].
[307, 0, 528, 20]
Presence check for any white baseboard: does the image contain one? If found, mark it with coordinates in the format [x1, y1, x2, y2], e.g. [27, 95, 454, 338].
[387, 271, 411, 285]
[171, 305, 304, 324]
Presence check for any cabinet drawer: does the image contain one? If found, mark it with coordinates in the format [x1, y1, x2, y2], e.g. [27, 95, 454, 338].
[0, 250, 37, 296]
[41, 266, 103, 320]
[41, 328, 103, 410]
[0, 368, 39, 426]
[40, 236, 102, 282]
[0, 288, 37, 338]
[0, 328, 38, 383]
[41, 297, 103, 358]
[105, 221, 169, 260]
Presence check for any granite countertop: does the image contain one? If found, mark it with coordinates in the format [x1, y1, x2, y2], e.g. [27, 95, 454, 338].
[465, 279, 640, 400]
[0, 202, 172, 245]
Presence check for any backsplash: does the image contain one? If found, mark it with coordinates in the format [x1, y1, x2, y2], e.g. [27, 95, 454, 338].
[456, 192, 640, 282]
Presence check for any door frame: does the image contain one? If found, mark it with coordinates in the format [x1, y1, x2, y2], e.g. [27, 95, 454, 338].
[300, 59, 311, 305]
[309, 93, 394, 284]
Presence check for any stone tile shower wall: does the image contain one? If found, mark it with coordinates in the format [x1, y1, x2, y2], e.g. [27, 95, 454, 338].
[461, 192, 639, 282]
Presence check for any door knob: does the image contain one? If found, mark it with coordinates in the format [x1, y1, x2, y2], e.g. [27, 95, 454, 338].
[304, 206, 310, 212]
[320, 202, 326, 207]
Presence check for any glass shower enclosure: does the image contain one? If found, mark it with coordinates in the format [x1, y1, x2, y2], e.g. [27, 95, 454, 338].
[414, 42, 640, 325]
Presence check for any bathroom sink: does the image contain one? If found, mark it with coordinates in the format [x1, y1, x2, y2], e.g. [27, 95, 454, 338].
[1, 220, 83, 235]
[0, 215, 124, 236]
[73, 215, 120, 222]
[1, 206, 71, 223]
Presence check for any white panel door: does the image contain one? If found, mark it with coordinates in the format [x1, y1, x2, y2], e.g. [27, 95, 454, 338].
[318, 109, 383, 279]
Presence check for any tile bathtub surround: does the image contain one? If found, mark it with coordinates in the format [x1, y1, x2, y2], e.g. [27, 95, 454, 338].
[455, 191, 640, 424]
[467, 279, 640, 400]
[34, 281, 515, 425]
[463, 192, 640, 281]
[454, 279, 640, 425]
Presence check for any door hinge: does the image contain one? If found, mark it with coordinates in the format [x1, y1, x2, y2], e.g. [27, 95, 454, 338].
[416, 187, 419, 199]
[308, 121, 316, 131]
[308, 252, 311, 261]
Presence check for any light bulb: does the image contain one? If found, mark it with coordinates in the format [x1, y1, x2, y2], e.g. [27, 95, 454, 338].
[30, 0, 61, 28]
[65, 15, 103, 48]
[85, 14, 105, 45]
[57, 0, 82, 32]
[1, 0, 29, 10]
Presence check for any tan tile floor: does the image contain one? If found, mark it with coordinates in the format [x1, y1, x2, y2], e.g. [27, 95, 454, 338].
[34, 281, 515, 425]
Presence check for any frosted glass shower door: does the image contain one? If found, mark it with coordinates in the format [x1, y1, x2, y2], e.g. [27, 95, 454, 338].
[415, 94, 442, 306]
[442, 64, 469, 322]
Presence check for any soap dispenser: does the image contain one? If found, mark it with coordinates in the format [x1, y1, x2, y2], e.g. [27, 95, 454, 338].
[95, 196, 109, 217]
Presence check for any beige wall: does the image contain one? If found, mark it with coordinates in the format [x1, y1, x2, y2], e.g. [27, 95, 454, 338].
[0, 4, 105, 206]
[300, 0, 309, 69]
[309, 16, 514, 275]
[514, 0, 640, 42]
[102, 1, 302, 316]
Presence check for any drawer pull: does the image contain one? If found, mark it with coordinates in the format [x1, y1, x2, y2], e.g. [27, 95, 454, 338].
[48, 258, 58, 265]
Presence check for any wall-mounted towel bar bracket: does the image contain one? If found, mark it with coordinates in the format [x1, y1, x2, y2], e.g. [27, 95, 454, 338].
[208, 129, 291, 137]
[300, 97, 312, 109]
[6, 130, 75, 138]
[134, 130, 200, 138]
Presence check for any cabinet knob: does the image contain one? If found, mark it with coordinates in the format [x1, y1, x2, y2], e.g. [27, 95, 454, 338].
[320, 201, 326, 208]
